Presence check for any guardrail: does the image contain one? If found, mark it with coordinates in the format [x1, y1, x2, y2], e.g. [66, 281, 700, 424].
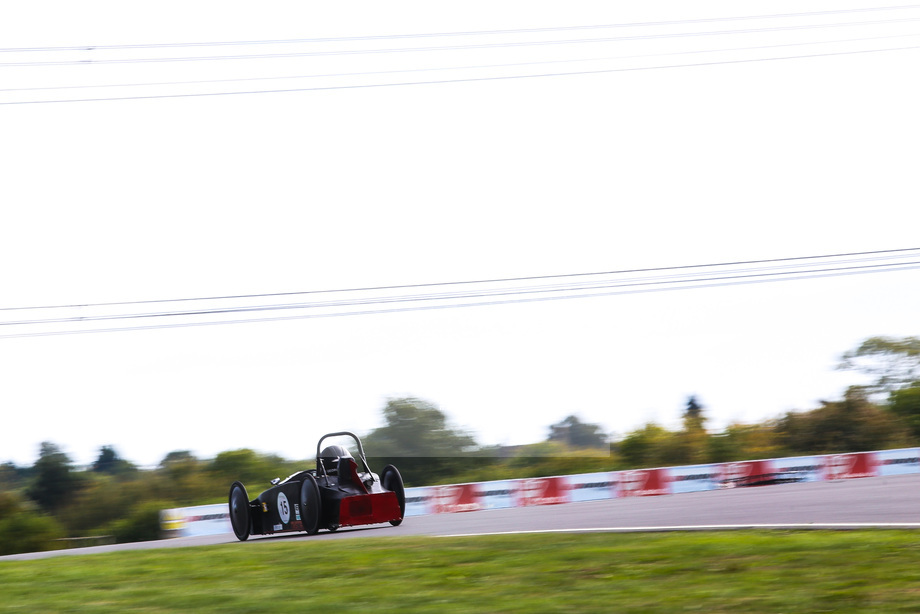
[160, 447, 920, 537]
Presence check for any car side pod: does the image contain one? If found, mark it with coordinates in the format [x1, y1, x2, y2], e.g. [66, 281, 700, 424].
[229, 481, 251, 541]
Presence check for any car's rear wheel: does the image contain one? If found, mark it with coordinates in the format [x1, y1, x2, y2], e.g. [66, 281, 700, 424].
[299, 474, 322, 535]
[381, 465, 406, 526]
[228, 481, 251, 541]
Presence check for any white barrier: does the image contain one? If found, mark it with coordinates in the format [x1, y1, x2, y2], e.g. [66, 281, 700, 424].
[772, 455, 824, 482]
[161, 447, 920, 537]
[566, 471, 617, 503]
[878, 447, 920, 475]
[160, 503, 231, 537]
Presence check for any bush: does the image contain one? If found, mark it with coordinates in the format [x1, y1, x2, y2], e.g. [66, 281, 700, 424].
[108, 501, 168, 544]
[0, 508, 63, 555]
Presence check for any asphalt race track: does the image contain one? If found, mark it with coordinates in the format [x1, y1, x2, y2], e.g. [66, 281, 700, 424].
[4, 473, 919, 561]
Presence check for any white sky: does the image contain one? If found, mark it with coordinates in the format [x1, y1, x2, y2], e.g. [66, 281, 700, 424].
[2, 0, 919, 467]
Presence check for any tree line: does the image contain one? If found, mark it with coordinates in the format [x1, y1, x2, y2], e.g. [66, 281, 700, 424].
[2, 336, 918, 555]
[618, 336, 920, 467]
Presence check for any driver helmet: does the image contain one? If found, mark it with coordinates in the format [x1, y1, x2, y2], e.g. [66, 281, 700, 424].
[319, 445, 353, 473]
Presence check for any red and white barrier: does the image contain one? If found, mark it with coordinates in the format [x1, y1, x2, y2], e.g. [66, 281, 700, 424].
[402, 446, 919, 516]
[162, 447, 920, 536]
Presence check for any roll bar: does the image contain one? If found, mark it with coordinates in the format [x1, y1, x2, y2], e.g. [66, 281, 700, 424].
[315, 431, 375, 483]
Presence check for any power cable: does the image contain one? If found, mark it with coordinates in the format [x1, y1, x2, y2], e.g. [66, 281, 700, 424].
[4, 248, 917, 312]
[1, 249, 918, 338]
[3, 43, 918, 106]
[2, 259, 919, 328]
[3, 3, 918, 53]
[3, 31, 916, 95]
[1, 259, 917, 340]
[4, 16, 919, 68]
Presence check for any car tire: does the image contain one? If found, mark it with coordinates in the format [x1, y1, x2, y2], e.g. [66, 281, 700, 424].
[381, 465, 406, 526]
[300, 474, 322, 535]
[229, 481, 251, 541]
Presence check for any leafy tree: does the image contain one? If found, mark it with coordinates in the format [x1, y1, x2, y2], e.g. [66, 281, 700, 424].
[838, 336, 920, 396]
[774, 387, 910, 454]
[500, 441, 615, 479]
[617, 423, 672, 467]
[92, 446, 136, 476]
[547, 415, 608, 449]
[708, 422, 781, 462]
[26, 442, 84, 514]
[207, 450, 300, 493]
[678, 396, 709, 463]
[209, 449, 278, 487]
[107, 501, 168, 543]
[683, 395, 704, 424]
[57, 474, 145, 536]
[0, 491, 18, 519]
[364, 397, 479, 486]
[0, 461, 29, 491]
[365, 397, 478, 455]
[0, 492, 62, 555]
[159, 450, 197, 466]
[0, 510, 62, 555]
[705, 432, 737, 463]
[889, 385, 920, 441]
[155, 451, 210, 506]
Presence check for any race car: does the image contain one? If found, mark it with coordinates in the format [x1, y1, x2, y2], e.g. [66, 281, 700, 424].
[228, 431, 405, 541]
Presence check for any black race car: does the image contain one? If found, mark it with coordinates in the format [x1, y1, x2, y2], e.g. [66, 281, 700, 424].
[228, 431, 405, 541]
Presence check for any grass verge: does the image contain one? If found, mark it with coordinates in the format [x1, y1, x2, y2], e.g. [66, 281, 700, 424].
[1, 530, 919, 613]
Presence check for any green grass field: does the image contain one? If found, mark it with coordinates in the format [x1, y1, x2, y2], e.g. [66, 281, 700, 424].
[2, 531, 919, 613]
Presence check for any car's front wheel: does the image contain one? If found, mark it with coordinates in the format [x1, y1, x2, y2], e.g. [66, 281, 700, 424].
[229, 481, 251, 541]
[299, 474, 322, 535]
[381, 465, 406, 526]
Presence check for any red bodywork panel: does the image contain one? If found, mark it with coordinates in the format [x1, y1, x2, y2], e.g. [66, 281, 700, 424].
[334, 456, 402, 526]
[339, 491, 401, 527]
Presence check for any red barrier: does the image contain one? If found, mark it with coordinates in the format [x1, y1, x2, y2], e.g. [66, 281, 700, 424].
[823, 452, 878, 480]
[429, 484, 482, 513]
[515, 477, 570, 506]
[720, 459, 774, 482]
[617, 468, 671, 497]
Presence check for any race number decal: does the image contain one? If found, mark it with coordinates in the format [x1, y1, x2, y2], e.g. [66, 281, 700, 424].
[277, 492, 291, 524]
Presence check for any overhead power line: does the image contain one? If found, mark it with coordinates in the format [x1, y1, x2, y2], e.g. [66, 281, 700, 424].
[2, 247, 917, 312]
[3, 259, 920, 327]
[5, 16, 920, 68]
[1, 248, 918, 339]
[3, 43, 919, 106]
[4, 3, 918, 106]
[3, 3, 918, 53]
[3, 32, 916, 95]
